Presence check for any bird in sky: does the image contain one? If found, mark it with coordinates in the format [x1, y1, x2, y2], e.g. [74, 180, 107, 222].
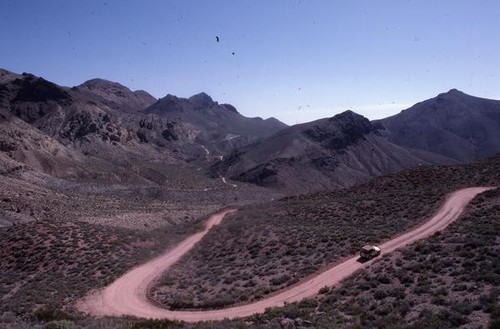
[215, 36, 220, 42]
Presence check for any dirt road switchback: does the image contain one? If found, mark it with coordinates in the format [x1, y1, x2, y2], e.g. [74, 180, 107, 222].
[78, 187, 493, 322]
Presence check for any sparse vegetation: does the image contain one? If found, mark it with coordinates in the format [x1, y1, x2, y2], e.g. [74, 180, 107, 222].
[151, 155, 500, 310]
[1, 101, 500, 328]
[243, 187, 500, 328]
[0, 172, 231, 230]
[0, 154, 280, 328]
[0, 217, 205, 315]
[2, 64, 500, 329]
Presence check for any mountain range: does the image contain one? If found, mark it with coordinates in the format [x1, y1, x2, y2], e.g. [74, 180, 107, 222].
[211, 89, 500, 192]
[210, 110, 455, 192]
[1, 68, 500, 193]
[0, 69, 285, 186]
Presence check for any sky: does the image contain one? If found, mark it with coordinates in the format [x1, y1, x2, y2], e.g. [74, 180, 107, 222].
[1, 0, 499, 125]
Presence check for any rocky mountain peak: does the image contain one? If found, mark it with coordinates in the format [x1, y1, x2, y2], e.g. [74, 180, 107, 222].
[328, 110, 373, 133]
[303, 110, 374, 150]
[162, 94, 180, 101]
[265, 117, 283, 125]
[77, 78, 156, 110]
[378, 89, 500, 162]
[153, 94, 183, 112]
[436, 88, 467, 102]
[12, 75, 71, 103]
[188, 92, 215, 109]
[330, 109, 368, 122]
[134, 90, 155, 98]
[445, 88, 464, 95]
[79, 78, 132, 96]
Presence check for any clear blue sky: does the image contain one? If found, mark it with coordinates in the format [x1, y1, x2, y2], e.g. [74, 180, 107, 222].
[1, 0, 499, 124]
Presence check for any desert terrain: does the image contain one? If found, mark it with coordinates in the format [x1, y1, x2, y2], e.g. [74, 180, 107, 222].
[1, 70, 500, 329]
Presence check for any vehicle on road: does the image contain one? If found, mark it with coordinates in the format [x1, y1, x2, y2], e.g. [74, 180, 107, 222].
[360, 245, 381, 260]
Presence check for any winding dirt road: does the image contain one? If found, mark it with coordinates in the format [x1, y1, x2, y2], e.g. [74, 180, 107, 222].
[78, 187, 493, 322]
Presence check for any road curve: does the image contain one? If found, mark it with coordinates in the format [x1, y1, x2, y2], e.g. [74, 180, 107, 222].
[77, 187, 493, 322]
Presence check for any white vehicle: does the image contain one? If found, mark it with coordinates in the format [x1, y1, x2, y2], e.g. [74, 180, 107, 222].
[360, 245, 381, 260]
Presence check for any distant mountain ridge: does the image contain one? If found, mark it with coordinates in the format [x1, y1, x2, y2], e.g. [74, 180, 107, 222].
[211, 89, 500, 192]
[210, 111, 456, 193]
[1, 68, 499, 193]
[375, 89, 500, 163]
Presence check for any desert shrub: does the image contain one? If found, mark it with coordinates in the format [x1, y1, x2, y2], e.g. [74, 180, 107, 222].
[249, 185, 500, 328]
[270, 274, 291, 286]
[318, 285, 330, 294]
[452, 301, 474, 315]
[129, 319, 183, 329]
[34, 308, 75, 323]
[44, 320, 80, 329]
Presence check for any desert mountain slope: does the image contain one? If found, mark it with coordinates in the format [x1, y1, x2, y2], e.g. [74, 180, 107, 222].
[0, 70, 172, 183]
[145, 92, 287, 152]
[76, 78, 157, 113]
[376, 89, 500, 162]
[211, 111, 454, 193]
[0, 105, 87, 177]
[0, 69, 286, 184]
[3, 68, 499, 194]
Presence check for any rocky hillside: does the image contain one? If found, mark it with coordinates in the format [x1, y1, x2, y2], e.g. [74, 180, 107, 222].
[376, 89, 500, 163]
[211, 90, 500, 193]
[0, 69, 286, 184]
[75, 78, 157, 113]
[2, 69, 500, 194]
[211, 111, 455, 193]
[145, 92, 286, 153]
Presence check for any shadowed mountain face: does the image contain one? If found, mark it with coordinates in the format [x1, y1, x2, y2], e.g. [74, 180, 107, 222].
[376, 89, 500, 163]
[145, 92, 287, 152]
[0, 69, 286, 184]
[211, 111, 455, 193]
